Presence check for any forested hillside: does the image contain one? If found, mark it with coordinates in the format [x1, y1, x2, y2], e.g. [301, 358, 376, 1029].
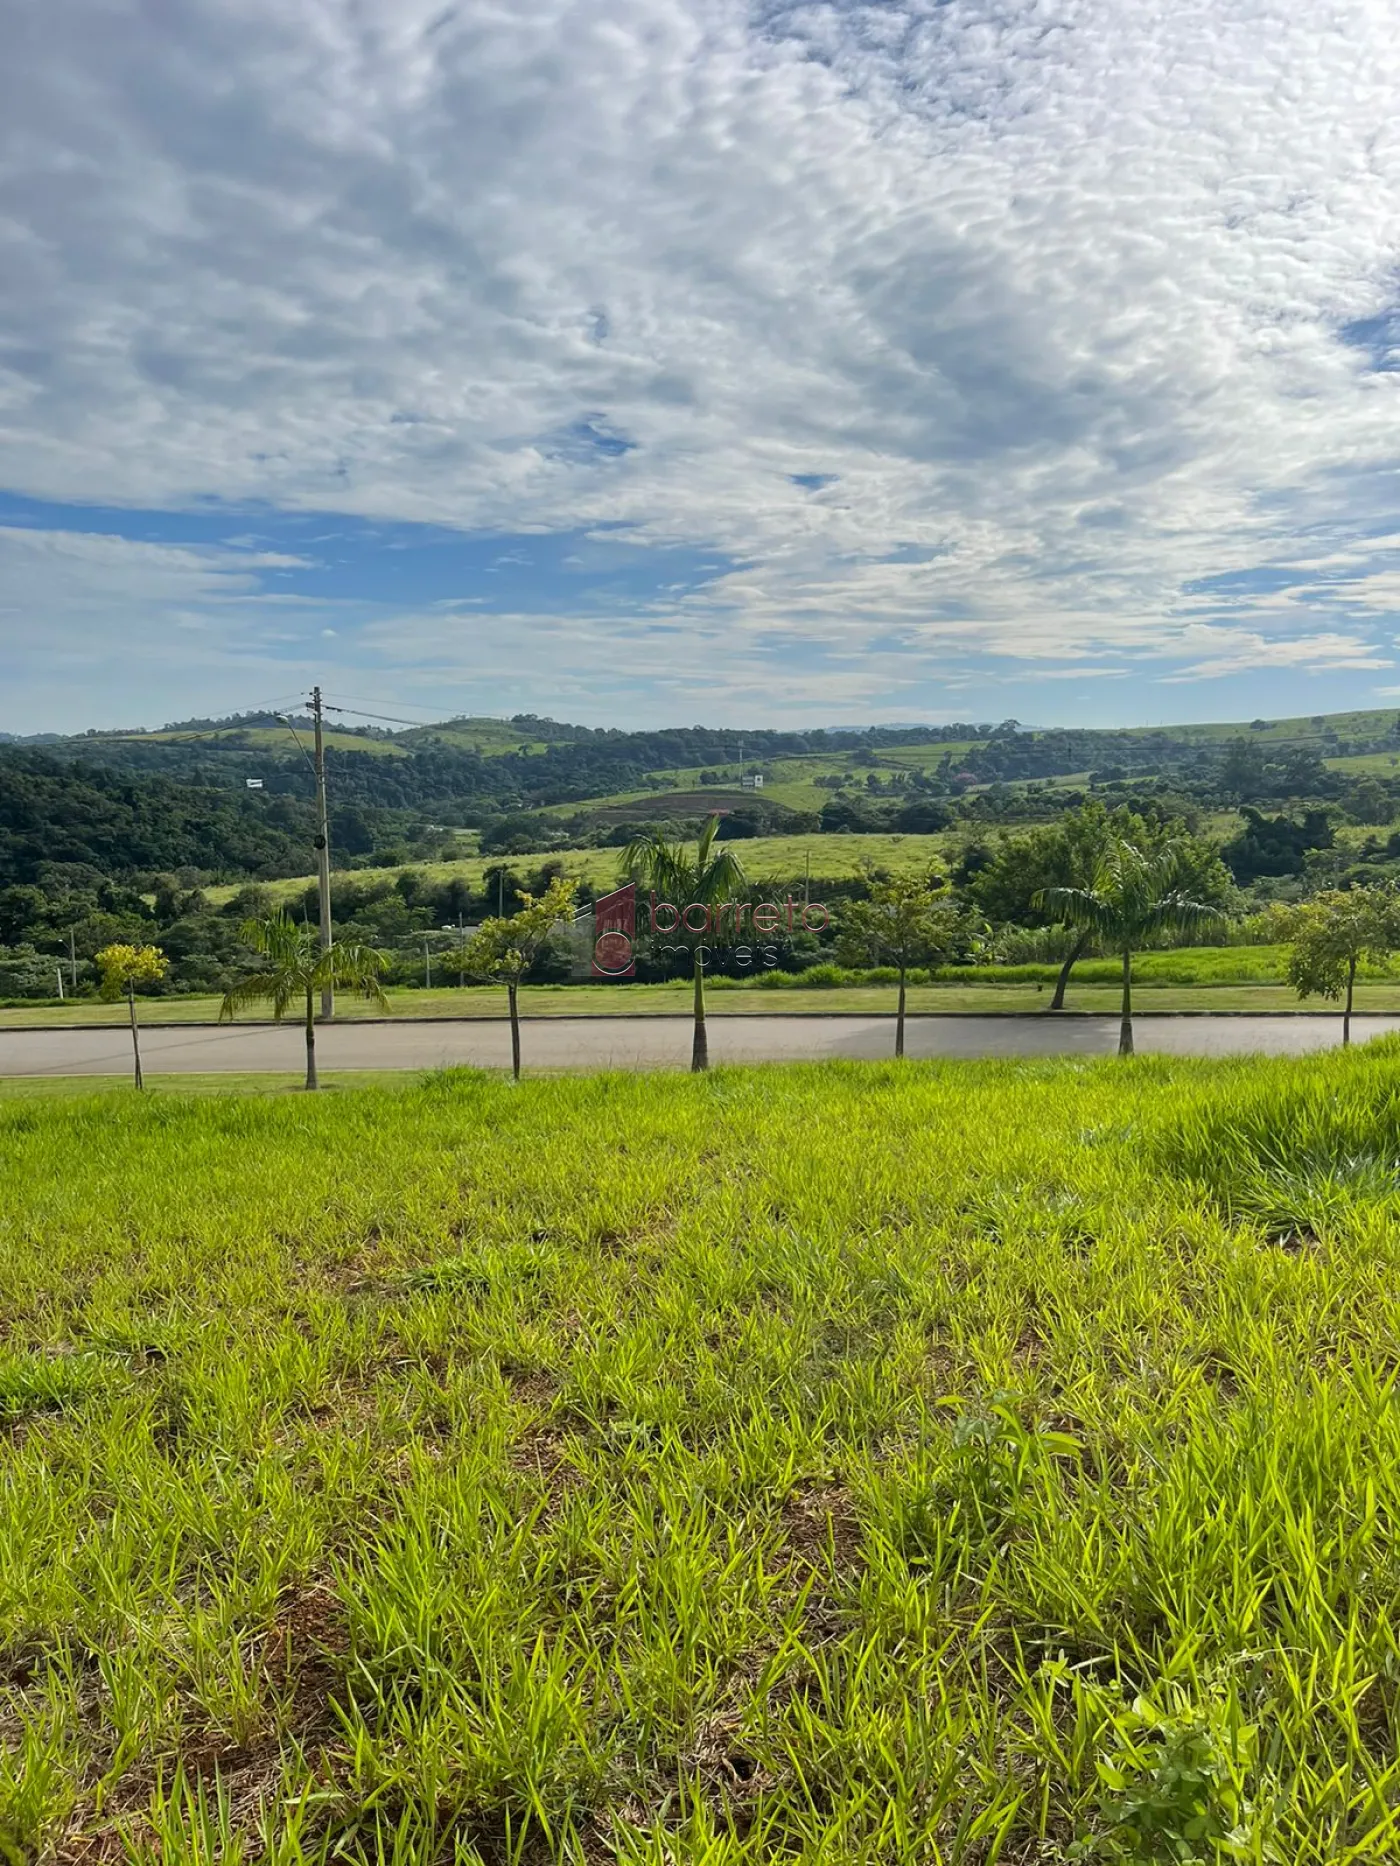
[9, 704, 1400, 889]
[0, 752, 320, 886]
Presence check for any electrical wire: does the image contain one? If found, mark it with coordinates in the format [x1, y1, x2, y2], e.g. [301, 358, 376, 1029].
[235, 692, 313, 718]
[272, 713, 319, 781]
[323, 692, 445, 719]
[322, 703, 443, 729]
[322, 701, 435, 727]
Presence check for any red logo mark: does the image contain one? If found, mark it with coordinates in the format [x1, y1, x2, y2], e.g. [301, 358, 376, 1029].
[592, 883, 636, 977]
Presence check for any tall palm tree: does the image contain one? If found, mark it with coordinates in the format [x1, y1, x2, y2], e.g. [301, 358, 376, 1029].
[622, 814, 746, 1071]
[1037, 839, 1223, 1056]
[219, 912, 390, 1090]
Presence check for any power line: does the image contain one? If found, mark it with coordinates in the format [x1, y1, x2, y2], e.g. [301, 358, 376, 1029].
[322, 702, 441, 729]
[243, 692, 313, 715]
[272, 712, 319, 783]
[322, 690, 444, 709]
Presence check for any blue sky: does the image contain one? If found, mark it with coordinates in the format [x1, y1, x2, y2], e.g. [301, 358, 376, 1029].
[3, 0, 1400, 733]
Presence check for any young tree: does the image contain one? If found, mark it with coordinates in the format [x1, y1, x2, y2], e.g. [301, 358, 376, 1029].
[1038, 840, 1224, 1056]
[622, 815, 746, 1072]
[94, 943, 167, 1090]
[1284, 887, 1400, 1046]
[835, 868, 957, 1058]
[454, 877, 577, 1080]
[219, 912, 389, 1090]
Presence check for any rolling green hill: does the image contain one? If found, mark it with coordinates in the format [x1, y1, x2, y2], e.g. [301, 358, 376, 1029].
[8, 700, 1400, 910]
[100, 724, 407, 758]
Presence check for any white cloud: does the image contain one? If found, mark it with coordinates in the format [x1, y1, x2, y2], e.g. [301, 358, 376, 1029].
[0, 526, 335, 724]
[1160, 628, 1394, 681]
[2, 0, 1400, 713]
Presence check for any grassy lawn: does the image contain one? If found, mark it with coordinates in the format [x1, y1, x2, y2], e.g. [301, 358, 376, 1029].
[7, 970, 1400, 1027]
[5, 1050, 1400, 1858]
[0, 1071, 405, 1099]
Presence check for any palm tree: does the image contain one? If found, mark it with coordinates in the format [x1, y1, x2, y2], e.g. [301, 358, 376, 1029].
[622, 814, 746, 1071]
[219, 912, 390, 1090]
[1037, 839, 1223, 1056]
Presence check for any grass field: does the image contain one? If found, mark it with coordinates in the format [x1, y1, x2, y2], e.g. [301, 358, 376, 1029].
[100, 726, 409, 760]
[9, 980, 1400, 1028]
[394, 720, 559, 758]
[6, 1048, 1400, 1859]
[0, 1072, 398, 1099]
[534, 745, 987, 819]
[1325, 752, 1400, 777]
[95, 720, 557, 763]
[201, 835, 955, 909]
[5, 945, 1399, 1030]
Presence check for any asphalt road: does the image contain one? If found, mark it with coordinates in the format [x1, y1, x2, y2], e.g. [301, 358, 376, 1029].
[0, 1012, 1393, 1076]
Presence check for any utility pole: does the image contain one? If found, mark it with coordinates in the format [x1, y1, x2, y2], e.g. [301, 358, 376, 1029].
[69, 925, 78, 996]
[423, 936, 432, 990]
[443, 915, 466, 986]
[311, 686, 334, 1019]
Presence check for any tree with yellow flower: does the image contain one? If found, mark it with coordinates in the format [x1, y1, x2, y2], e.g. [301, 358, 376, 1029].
[94, 944, 168, 1090]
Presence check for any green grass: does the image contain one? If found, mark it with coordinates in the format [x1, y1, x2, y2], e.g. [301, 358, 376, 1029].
[7, 1048, 1400, 1858]
[0, 942, 1394, 1031]
[98, 726, 409, 759]
[8, 954, 1400, 1029]
[0, 1072, 399, 1099]
[942, 943, 1365, 986]
[393, 719, 556, 757]
[1325, 751, 1400, 777]
[201, 834, 954, 909]
[1101, 707, 1399, 748]
[537, 745, 988, 819]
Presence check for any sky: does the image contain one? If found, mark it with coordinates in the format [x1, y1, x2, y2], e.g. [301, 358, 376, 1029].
[3, 0, 1400, 735]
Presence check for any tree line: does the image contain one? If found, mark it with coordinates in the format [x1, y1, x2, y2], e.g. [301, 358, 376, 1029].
[148, 807, 1392, 1093]
[0, 794, 1388, 1008]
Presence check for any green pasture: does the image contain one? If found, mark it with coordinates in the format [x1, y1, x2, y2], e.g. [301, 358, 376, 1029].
[102, 726, 408, 759]
[394, 719, 559, 758]
[200, 833, 955, 909]
[7, 1049, 1400, 1857]
[1119, 707, 1399, 748]
[100, 719, 559, 762]
[1325, 752, 1400, 777]
[531, 745, 987, 821]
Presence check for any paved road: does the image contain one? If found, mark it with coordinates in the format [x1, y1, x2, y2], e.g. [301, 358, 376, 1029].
[1, 1012, 1393, 1076]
